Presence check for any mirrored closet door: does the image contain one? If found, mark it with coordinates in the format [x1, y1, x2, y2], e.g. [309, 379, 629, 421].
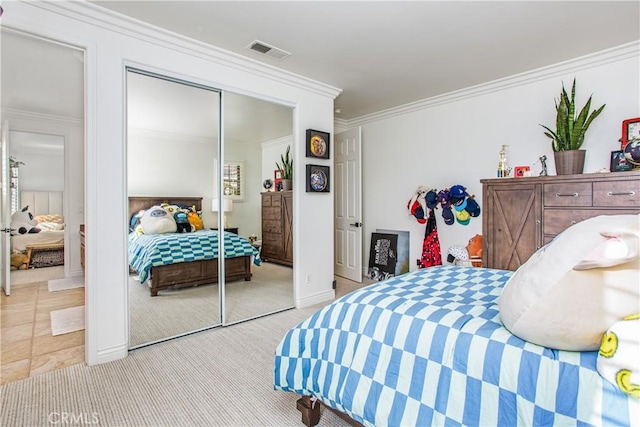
[126, 69, 222, 348]
[221, 92, 295, 325]
[126, 69, 295, 348]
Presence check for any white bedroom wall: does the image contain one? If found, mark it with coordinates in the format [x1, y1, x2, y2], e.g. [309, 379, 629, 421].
[343, 43, 639, 271]
[4, 1, 339, 365]
[127, 128, 217, 227]
[9, 131, 64, 192]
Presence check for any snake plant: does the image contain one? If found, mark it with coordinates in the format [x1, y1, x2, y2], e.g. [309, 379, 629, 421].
[540, 79, 605, 152]
[275, 145, 293, 180]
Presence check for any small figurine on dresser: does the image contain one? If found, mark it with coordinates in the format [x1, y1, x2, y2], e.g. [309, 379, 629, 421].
[537, 155, 548, 176]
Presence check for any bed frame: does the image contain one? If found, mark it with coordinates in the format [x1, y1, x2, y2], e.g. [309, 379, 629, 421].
[128, 196, 252, 296]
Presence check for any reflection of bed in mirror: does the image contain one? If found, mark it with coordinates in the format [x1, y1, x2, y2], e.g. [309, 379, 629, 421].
[128, 196, 258, 296]
[11, 191, 65, 269]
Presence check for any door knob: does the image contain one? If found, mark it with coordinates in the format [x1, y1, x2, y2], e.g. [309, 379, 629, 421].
[350, 222, 363, 227]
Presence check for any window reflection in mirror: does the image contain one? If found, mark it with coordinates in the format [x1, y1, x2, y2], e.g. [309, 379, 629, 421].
[222, 92, 294, 325]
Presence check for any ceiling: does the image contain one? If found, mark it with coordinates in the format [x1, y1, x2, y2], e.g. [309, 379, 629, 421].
[1, 29, 293, 143]
[90, 1, 640, 120]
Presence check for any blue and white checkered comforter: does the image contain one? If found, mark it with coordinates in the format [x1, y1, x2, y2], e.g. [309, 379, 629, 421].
[274, 265, 638, 427]
[129, 230, 259, 283]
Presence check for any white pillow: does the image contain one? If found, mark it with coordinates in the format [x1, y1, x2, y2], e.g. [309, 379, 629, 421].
[499, 214, 640, 351]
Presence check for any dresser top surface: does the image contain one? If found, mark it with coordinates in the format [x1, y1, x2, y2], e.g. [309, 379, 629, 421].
[481, 171, 640, 184]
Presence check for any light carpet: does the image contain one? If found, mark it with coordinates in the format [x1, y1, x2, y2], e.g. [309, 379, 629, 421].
[1, 301, 351, 427]
[129, 261, 294, 348]
[50, 305, 85, 336]
[48, 275, 84, 292]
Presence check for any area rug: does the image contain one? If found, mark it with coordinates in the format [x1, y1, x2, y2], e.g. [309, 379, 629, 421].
[48, 276, 84, 292]
[50, 306, 85, 336]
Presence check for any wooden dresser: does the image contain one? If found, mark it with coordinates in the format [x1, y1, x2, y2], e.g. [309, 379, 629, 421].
[481, 171, 640, 270]
[261, 191, 293, 266]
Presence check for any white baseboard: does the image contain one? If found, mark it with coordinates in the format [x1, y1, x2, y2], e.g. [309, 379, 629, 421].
[296, 290, 335, 309]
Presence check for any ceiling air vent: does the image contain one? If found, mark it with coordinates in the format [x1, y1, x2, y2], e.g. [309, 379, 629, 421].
[246, 40, 291, 61]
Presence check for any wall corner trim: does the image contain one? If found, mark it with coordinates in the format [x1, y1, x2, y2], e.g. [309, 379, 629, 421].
[31, 1, 342, 100]
[343, 40, 640, 128]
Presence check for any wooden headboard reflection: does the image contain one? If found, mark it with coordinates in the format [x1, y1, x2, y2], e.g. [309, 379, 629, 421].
[128, 196, 203, 228]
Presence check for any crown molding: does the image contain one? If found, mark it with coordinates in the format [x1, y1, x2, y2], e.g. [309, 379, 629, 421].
[128, 127, 216, 144]
[2, 107, 83, 128]
[261, 135, 294, 150]
[28, 1, 341, 100]
[343, 40, 640, 128]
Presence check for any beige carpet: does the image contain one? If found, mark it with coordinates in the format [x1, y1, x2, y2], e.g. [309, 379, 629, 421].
[48, 275, 84, 292]
[50, 305, 85, 336]
[129, 261, 294, 348]
[1, 300, 352, 427]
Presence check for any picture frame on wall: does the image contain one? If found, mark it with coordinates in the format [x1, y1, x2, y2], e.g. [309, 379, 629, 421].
[621, 117, 640, 149]
[306, 129, 330, 159]
[305, 164, 330, 193]
[610, 150, 632, 172]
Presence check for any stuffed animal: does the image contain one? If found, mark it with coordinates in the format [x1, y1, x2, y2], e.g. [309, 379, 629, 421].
[139, 206, 177, 234]
[174, 211, 193, 233]
[187, 210, 204, 230]
[11, 206, 41, 235]
[10, 252, 29, 270]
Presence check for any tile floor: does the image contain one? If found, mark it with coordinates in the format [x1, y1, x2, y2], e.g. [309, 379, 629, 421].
[1, 274, 85, 385]
[0, 271, 369, 385]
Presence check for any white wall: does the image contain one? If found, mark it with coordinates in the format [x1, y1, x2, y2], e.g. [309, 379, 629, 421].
[4, 1, 339, 365]
[127, 128, 218, 227]
[342, 43, 640, 272]
[9, 131, 64, 192]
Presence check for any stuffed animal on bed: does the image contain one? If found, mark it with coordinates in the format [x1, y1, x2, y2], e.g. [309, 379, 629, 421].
[10, 206, 41, 235]
[187, 209, 204, 231]
[173, 211, 193, 233]
[139, 205, 177, 234]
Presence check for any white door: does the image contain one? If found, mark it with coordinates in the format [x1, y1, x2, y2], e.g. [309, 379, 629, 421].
[1, 121, 11, 295]
[334, 127, 362, 282]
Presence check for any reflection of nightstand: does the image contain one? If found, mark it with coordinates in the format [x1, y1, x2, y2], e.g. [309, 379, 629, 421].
[251, 240, 262, 256]
[210, 227, 239, 235]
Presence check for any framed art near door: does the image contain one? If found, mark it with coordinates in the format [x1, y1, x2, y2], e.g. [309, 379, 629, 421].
[306, 129, 330, 159]
[306, 164, 330, 193]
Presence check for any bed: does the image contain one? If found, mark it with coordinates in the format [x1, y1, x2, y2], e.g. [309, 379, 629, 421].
[11, 191, 65, 268]
[128, 196, 259, 296]
[274, 265, 638, 426]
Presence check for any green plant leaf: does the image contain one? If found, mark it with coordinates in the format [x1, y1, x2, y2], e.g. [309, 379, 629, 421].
[541, 78, 605, 151]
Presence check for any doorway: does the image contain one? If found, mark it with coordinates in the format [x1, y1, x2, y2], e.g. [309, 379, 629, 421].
[0, 29, 85, 384]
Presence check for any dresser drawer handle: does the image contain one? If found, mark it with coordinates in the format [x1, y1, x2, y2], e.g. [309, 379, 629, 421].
[556, 192, 578, 197]
[607, 191, 635, 197]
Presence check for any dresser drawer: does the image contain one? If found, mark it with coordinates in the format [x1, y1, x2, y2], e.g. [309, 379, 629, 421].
[262, 219, 282, 234]
[543, 183, 592, 207]
[544, 208, 640, 236]
[593, 179, 640, 207]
